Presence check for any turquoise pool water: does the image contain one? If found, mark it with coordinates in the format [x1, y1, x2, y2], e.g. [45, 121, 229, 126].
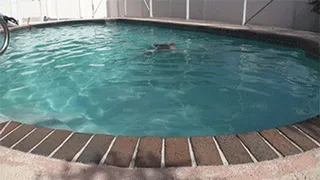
[0, 22, 319, 137]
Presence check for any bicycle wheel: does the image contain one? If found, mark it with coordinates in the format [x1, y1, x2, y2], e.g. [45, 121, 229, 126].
[0, 18, 10, 55]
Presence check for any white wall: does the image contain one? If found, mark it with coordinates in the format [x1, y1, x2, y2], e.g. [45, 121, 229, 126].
[0, 0, 318, 32]
[0, 0, 108, 20]
[0, 0, 41, 21]
[126, 0, 318, 31]
[0, 0, 13, 16]
[246, 0, 319, 32]
[108, 0, 118, 17]
[56, 0, 80, 19]
[92, 0, 108, 18]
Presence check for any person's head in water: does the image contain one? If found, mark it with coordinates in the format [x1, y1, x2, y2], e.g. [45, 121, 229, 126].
[153, 43, 176, 50]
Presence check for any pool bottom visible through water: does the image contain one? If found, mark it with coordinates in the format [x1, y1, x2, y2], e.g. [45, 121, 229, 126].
[0, 22, 319, 137]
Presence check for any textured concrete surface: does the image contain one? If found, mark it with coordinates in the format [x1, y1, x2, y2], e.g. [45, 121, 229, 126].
[1, 146, 320, 180]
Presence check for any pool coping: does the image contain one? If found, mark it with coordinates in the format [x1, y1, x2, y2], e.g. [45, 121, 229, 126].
[1, 144, 320, 180]
[7, 17, 320, 60]
[1, 18, 320, 170]
[1, 115, 319, 168]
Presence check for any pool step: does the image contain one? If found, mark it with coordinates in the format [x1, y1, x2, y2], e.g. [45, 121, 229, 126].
[0, 114, 319, 168]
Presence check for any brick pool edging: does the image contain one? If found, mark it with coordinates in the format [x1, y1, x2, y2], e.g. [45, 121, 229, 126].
[1, 18, 320, 168]
[0, 115, 319, 168]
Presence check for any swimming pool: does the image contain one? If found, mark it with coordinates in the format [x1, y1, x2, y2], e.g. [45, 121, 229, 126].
[0, 21, 319, 137]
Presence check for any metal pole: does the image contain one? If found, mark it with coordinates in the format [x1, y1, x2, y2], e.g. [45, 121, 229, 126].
[45, 0, 49, 17]
[124, 0, 127, 16]
[106, 0, 108, 17]
[204, 0, 206, 20]
[16, 0, 21, 23]
[116, 0, 120, 17]
[244, 0, 274, 25]
[0, 18, 10, 55]
[91, 0, 94, 18]
[242, 0, 247, 25]
[169, 0, 172, 17]
[55, 0, 59, 20]
[78, 0, 82, 18]
[39, 0, 43, 19]
[143, 0, 150, 10]
[186, 0, 189, 20]
[149, 0, 153, 18]
[93, 0, 105, 17]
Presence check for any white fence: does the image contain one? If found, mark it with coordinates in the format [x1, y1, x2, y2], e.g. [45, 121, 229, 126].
[0, 0, 108, 23]
[0, 0, 319, 32]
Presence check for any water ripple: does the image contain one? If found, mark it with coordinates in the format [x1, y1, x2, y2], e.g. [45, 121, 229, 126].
[0, 23, 319, 137]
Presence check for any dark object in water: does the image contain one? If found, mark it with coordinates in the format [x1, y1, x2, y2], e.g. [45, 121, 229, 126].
[144, 42, 177, 54]
[153, 43, 176, 50]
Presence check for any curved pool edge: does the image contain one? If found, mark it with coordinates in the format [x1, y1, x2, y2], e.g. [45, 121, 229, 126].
[1, 18, 320, 170]
[8, 17, 320, 60]
[0, 114, 319, 169]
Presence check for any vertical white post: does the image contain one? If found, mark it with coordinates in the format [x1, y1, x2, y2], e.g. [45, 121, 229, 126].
[55, 0, 59, 20]
[16, 0, 21, 24]
[149, 0, 153, 18]
[78, 0, 82, 18]
[203, 0, 206, 20]
[9, 0, 14, 17]
[169, 0, 172, 17]
[242, 0, 247, 25]
[106, 0, 108, 17]
[116, 0, 120, 17]
[91, 0, 94, 18]
[45, 0, 49, 17]
[186, 0, 189, 20]
[124, 0, 127, 16]
[39, 0, 43, 19]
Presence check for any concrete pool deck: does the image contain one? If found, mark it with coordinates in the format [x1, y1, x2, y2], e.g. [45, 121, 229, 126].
[1, 135, 320, 180]
[1, 18, 320, 179]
